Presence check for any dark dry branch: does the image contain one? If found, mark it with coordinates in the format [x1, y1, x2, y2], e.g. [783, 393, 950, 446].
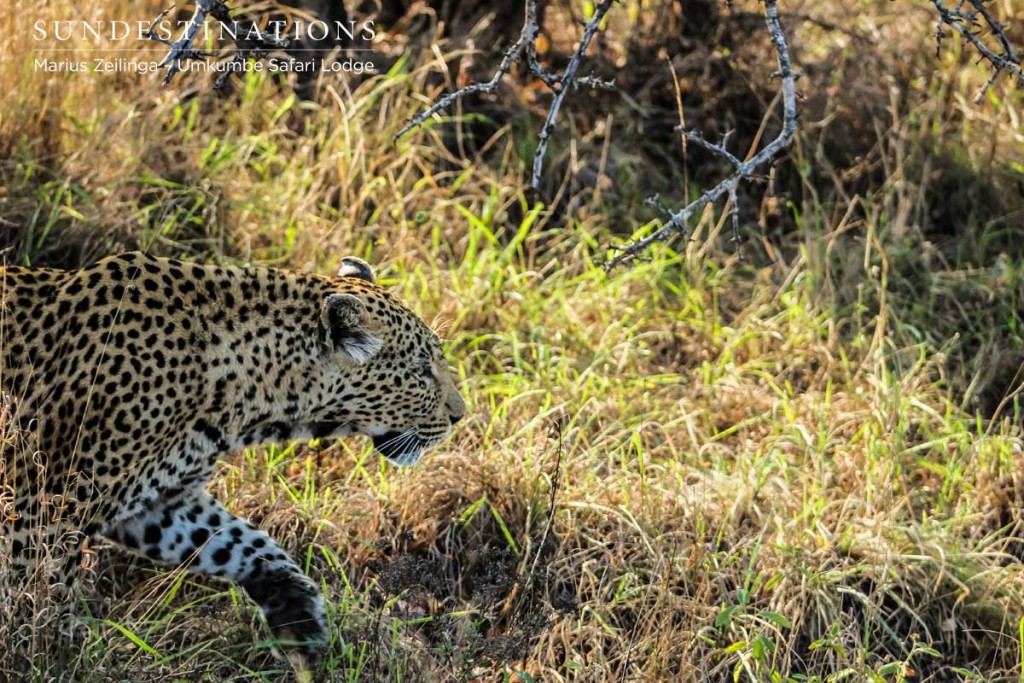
[606, 0, 798, 269]
[145, 0, 219, 84]
[392, 2, 547, 141]
[526, 422, 564, 582]
[932, 0, 1023, 102]
[394, 0, 616, 190]
[530, 0, 615, 189]
[145, 1, 288, 86]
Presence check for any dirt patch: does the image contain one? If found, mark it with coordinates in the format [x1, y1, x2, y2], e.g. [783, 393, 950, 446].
[369, 535, 570, 671]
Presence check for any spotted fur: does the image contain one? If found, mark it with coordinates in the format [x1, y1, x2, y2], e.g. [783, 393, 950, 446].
[0, 252, 465, 662]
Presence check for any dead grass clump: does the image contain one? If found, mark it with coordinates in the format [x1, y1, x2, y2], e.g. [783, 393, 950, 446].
[0, 398, 93, 682]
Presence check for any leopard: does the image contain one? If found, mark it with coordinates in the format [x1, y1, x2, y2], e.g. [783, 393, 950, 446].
[0, 251, 465, 671]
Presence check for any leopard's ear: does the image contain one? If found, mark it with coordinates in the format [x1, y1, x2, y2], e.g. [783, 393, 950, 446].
[338, 257, 375, 283]
[321, 293, 382, 364]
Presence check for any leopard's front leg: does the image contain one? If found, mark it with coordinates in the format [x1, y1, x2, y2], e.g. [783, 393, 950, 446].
[104, 489, 327, 669]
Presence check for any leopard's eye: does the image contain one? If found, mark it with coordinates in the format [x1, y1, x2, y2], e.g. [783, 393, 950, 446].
[420, 361, 435, 378]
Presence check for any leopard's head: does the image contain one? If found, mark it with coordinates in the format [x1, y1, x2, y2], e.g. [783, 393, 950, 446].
[311, 257, 465, 466]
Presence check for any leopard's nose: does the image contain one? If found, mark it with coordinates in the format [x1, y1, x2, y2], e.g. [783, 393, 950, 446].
[450, 413, 464, 425]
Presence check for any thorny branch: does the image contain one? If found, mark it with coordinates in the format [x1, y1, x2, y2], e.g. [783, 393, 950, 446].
[145, 0, 219, 84]
[531, 0, 615, 188]
[931, 0, 1023, 103]
[606, 0, 799, 269]
[394, 0, 616, 190]
[144, 1, 287, 86]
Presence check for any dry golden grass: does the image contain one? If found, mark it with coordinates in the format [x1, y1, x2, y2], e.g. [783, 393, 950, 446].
[2, 0, 1024, 681]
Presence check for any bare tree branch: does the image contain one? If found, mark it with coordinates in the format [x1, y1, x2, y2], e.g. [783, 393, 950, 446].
[931, 0, 1023, 103]
[145, 1, 288, 87]
[393, 0, 616, 190]
[605, 0, 798, 269]
[145, 1, 219, 85]
[531, 0, 615, 188]
[393, 2, 547, 141]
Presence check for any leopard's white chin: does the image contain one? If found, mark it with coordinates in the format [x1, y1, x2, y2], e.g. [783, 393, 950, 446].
[371, 428, 424, 466]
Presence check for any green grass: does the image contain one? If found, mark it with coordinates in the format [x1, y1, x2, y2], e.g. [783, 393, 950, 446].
[2, 0, 1024, 681]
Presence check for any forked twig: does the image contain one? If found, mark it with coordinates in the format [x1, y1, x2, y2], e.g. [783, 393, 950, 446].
[394, 0, 616, 190]
[531, 0, 615, 188]
[144, 0, 288, 86]
[144, 0, 220, 85]
[606, 0, 798, 269]
[931, 0, 1023, 103]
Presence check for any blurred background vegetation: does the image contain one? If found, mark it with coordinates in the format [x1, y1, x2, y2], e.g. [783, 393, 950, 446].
[2, 0, 1024, 681]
